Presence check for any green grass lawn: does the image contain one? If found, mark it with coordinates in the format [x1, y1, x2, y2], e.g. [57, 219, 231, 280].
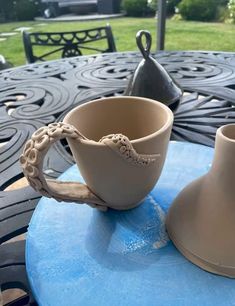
[0, 17, 235, 67]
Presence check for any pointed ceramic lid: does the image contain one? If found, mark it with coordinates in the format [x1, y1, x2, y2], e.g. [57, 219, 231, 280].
[125, 30, 183, 112]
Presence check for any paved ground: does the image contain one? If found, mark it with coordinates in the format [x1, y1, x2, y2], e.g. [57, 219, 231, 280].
[0, 25, 44, 45]
[35, 12, 124, 22]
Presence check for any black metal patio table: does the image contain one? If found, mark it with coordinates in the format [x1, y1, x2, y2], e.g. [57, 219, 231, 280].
[1, 50, 235, 305]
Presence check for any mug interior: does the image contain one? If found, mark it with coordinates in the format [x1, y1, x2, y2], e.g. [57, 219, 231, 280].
[220, 124, 235, 142]
[64, 97, 171, 142]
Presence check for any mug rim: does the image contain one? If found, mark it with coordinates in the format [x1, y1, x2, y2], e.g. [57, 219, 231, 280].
[217, 124, 235, 143]
[63, 96, 173, 145]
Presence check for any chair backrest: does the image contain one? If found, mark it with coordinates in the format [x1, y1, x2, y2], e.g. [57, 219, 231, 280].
[22, 24, 117, 63]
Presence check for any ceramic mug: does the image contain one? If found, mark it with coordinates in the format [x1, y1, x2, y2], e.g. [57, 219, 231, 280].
[20, 96, 173, 211]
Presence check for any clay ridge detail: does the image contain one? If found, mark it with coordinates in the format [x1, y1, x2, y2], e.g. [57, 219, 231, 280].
[20, 122, 107, 210]
[99, 134, 160, 166]
[20, 122, 81, 195]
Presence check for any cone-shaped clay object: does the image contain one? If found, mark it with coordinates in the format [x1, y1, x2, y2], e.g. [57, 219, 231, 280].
[125, 30, 183, 112]
[166, 124, 235, 278]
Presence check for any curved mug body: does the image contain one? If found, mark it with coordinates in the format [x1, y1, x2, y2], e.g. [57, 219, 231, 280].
[21, 96, 173, 210]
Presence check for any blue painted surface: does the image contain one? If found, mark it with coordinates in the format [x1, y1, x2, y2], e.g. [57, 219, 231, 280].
[26, 141, 235, 306]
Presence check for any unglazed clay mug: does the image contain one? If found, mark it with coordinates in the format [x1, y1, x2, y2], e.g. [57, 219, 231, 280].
[20, 96, 173, 211]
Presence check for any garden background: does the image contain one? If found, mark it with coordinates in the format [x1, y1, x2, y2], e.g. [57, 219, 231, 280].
[0, 0, 235, 67]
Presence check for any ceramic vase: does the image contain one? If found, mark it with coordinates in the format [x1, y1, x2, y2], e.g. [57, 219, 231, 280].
[166, 124, 235, 278]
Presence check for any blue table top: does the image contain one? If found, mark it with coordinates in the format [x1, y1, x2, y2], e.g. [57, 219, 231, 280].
[26, 141, 235, 306]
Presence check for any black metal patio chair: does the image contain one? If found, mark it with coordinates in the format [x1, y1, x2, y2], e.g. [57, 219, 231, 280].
[22, 24, 117, 63]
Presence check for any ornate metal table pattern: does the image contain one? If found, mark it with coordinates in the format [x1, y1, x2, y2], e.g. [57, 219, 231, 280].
[1, 51, 235, 304]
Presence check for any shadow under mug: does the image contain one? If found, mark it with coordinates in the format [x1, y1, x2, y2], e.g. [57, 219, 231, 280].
[20, 96, 173, 211]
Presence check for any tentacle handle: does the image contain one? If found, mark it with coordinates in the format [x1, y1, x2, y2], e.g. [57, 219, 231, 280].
[99, 134, 160, 165]
[20, 122, 107, 211]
